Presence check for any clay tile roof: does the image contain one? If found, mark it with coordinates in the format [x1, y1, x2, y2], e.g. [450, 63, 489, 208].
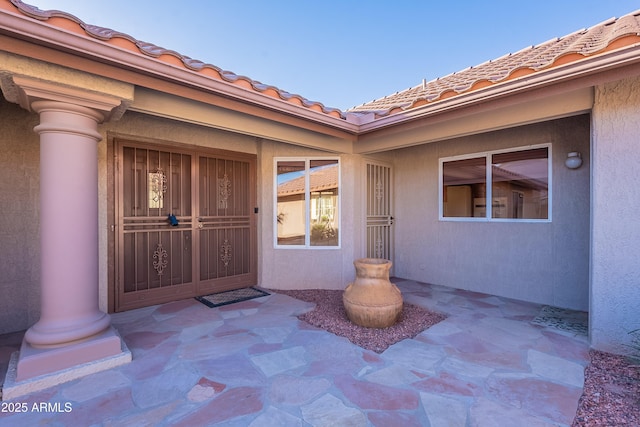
[7, 0, 346, 119]
[278, 163, 338, 196]
[6, 1, 640, 124]
[349, 10, 640, 118]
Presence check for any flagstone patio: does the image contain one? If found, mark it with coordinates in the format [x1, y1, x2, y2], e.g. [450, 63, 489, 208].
[0, 279, 589, 426]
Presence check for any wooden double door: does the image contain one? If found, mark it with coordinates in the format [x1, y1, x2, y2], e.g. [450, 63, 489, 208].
[115, 141, 257, 311]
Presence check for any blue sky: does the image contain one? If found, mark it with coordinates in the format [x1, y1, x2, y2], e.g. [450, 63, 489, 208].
[31, 1, 640, 110]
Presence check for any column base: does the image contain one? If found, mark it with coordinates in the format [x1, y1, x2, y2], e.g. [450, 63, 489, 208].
[2, 327, 131, 401]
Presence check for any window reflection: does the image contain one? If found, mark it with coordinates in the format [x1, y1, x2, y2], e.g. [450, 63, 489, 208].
[441, 147, 550, 220]
[492, 148, 548, 219]
[442, 157, 486, 217]
[276, 159, 340, 247]
[276, 161, 305, 245]
[310, 160, 339, 246]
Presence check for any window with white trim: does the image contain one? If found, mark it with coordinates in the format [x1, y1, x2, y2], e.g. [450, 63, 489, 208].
[440, 145, 551, 221]
[275, 158, 340, 247]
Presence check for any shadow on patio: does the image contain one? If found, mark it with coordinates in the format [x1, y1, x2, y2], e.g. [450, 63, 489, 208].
[0, 279, 589, 426]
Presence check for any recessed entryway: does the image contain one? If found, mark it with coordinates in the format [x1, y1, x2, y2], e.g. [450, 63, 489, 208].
[114, 140, 257, 311]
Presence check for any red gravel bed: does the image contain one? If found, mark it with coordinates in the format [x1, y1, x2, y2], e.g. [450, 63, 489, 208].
[573, 350, 640, 426]
[275, 289, 446, 353]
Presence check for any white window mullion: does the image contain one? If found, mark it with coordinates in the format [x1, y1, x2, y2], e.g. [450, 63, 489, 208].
[547, 145, 553, 222]
[486, 154, 492, 220]
[304, 159, 310, 247]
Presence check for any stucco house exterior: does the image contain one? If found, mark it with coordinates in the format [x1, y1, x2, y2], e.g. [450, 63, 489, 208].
[1, 0, 639, 393]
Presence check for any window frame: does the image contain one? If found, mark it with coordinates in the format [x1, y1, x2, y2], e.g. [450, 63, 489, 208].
[439, 144, 552, 223]
[274, 157, 341, 249]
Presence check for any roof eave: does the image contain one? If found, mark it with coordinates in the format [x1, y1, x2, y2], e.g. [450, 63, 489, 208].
[0, 6, 360, 134]
[357, 43, 640, 133]
[2, 4, 639, 138]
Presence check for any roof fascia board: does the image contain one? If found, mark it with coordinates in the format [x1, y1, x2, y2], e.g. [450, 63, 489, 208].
[357, 44, 640, 133]
[354, 87, 593, 154]
[130, 87, 354, 154]
[0, 8, 359, 133]
[2, 4, 639, 142]
[0, 33, 356, 141]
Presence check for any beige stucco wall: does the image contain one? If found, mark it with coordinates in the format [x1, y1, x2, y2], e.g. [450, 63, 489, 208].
[106, 111, 259, 154]
[0, 100, 41, 334]
[257, 139, 362, 290]
[391, 115, 591, 311]
[591, 76, 640, 354]
[0, 97, 592, 336]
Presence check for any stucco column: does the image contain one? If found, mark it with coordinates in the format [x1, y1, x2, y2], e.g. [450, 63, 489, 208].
[24, 100, 110, 347]
[1, 76, 133, 389]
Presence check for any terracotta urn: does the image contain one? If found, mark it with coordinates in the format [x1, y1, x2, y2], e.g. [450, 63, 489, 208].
[343, 258, 403, 328]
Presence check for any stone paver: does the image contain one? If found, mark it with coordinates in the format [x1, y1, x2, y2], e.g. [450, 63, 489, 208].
[61, 369, 130, 402]
[362, 365, 422, 386]
[0, 281, 590, 426]
[421, 392, 469, 427]
[334, 374, 420, 410]
[248, 406, 305, 427]
[486, 373, 582, 425]
[380, 339, 446, 373]
[300, 393, 367, 426]
[470, 397, 557, 427]
[440, 356, 495, 379]
[527, 349, 585, 387]
[250, 346, 307, 377]
[268, 375, 331, 405]
[131, 364, 200, 409]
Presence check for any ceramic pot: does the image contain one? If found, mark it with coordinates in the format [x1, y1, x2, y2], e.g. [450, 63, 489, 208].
[343, 258, 403, 328]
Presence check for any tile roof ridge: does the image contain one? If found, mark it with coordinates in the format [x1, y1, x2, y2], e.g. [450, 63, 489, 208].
[7, 0, 347, 120]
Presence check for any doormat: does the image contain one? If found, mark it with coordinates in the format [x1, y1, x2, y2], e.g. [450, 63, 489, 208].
[531, 305, 588, 336]
[196, 287, 270, 308]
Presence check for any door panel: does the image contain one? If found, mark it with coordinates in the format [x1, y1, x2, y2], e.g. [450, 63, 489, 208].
[365, 161, 393, 262]
[122, 229, 193, 292]
[115, 142, 256, 312]
[197, 155, 256, 294]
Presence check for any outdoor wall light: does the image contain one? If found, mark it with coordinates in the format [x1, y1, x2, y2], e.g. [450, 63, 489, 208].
[565, 151, 583, 169]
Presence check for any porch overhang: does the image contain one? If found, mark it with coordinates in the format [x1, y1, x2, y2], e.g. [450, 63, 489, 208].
[353, 45, 640, 153]
[0, 5, 359, 142]
[2, 2, 640, 155]
[353, 86, 594, 154]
